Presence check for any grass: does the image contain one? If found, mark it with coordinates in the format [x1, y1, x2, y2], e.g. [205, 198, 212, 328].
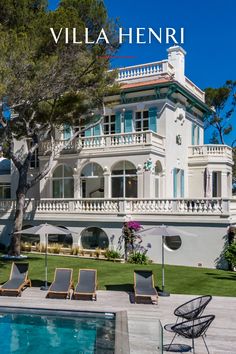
[0, 253, 236, 297]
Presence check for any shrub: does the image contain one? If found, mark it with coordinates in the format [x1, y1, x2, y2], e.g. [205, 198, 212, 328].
[104, 249, 121, 260]
[95, 247, 101, 258]
[21, 242, 32, 252]
[48, 243, 61, 254]
[80, 248, 85, 256]
[225, 242, 236, 270]
[70, 246, 80, 255]
[128, 252, 149, 265]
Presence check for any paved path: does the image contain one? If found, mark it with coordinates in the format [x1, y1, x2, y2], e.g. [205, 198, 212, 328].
[0, 289, 235, 354]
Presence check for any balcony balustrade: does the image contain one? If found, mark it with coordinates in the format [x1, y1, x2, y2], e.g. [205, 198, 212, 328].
[0, 198, 230, 216]
[188, 144, 232, 162]
[39, 131, 165, 155]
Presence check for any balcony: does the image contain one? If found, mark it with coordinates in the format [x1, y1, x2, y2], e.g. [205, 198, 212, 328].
[0, 198, 230, 217]
[39, 131, 165, 156]
[114, 60, 205, 102]
[188, 145, 233, 165]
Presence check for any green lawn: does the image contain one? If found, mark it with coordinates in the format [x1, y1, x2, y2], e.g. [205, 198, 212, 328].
[1, 253, 236, 297]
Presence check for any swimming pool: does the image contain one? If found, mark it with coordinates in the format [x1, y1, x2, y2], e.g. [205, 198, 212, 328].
[0, 307, 125, 354]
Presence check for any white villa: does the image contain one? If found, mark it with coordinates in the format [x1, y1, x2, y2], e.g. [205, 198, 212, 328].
[0, 46, 235, 268]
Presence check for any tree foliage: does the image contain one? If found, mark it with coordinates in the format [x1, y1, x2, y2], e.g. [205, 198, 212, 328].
[204, 81, 236, 145]
[0, 0, 119, 255]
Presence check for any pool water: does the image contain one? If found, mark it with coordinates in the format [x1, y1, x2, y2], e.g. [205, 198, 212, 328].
[0, 310, 116, 354]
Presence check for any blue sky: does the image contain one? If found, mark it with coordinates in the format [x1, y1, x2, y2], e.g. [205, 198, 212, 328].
[48, 0, 236, 145]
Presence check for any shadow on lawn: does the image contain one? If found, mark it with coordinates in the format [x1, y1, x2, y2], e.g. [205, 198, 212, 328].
[205, 272, 236, 281]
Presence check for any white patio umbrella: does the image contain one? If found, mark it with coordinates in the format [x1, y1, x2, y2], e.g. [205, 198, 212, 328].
[15, 223, 75, 290]
[138, 225, 197, 296]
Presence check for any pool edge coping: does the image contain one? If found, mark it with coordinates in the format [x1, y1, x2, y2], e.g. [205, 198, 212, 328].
[115, 310, 130, 354]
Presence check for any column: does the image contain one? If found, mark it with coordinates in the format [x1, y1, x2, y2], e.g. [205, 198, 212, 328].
[73, 173, 80, 198]
[104, 169, 111, 198]
[137, 165, 143, 198]
[143, 171, 155, 198]
[221, 171, 228, 198]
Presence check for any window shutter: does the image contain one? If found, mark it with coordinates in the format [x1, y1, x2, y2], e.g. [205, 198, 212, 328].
[115, 111, 121, 133]
[63, 124, 72, 140]
[173, 168, 177, 198]
[180, 170, 184, 197]
[148, 107, 157, 132]
[191, 123, 195, 145]
[197, 126, 200, 145]
[85, 128, 92, 137]
[93, 124, 100, 136]
[124, 110, 133, 133]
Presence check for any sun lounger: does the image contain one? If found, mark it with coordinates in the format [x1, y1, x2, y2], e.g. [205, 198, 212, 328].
[73, 269, 97, 300]
[0, 262, 31, 296]
[134, 270, 158, 304]
[46, 268, 73, 299]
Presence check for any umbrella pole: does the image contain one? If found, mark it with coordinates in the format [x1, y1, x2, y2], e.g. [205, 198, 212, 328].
[41, 233, 48, 291]
[158, 235, 170, 297]
[45, 233, 48, 289]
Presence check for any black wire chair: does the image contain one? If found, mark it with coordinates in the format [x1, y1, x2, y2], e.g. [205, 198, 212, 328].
[174, 295, 212, 321]
[164, 295, 212, 351]
[171, 315, 215, 354]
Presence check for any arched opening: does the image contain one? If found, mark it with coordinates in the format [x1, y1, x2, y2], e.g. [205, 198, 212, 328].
[48, 225, 73, 248]
[81, 227, 109, 249]
[52, 164, 74, 198]
[21, 225, 40, 245]
[80, 163, 104, 198]
[155, 161, 162, 198]
[164, 236, 182, 251]
[111, 161, 137, 198]
[0, 158, 11, 175]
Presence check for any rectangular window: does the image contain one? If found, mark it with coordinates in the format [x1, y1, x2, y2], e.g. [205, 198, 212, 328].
[212, 171, 221, 197]
[0, 183, 11, 199]
[192, 123, 200, 145]
[103, 115, 116, 135]
[135, 111, 149, 131]
[173, 169, 184, 198]
[30, 149, 39, 169]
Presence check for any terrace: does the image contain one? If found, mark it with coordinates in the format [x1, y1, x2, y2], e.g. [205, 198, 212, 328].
[0, 197, 232, 217]
[0, 269, 235, 353]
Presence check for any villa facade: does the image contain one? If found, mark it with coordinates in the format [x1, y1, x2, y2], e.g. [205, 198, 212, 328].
[0, 46, 236, 268]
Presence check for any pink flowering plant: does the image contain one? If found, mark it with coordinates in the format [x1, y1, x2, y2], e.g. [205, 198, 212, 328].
[122, 220, 143, 261]
[127, 221, 142, 232]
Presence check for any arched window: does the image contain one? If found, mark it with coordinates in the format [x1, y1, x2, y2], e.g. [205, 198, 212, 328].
[0, 158, 11, 175]
[52, 165, 74, 198]
[81, 227, 109, 249]
[80, 163, 104, 198]
[155, 161, 162, 198]
[111, 161, 137, 198]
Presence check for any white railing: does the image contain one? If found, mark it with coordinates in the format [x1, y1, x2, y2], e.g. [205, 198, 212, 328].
[0, 198, 229, 215]
[115, 60, 175, 81]
[189, 145, 232, 159]
[39, 131, 165, 155]
[0, 200, 16, 212]
[185, 77, 205, 101]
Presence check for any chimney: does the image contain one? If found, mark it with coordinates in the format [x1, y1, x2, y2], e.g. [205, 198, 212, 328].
[167, 46, 186, 84]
